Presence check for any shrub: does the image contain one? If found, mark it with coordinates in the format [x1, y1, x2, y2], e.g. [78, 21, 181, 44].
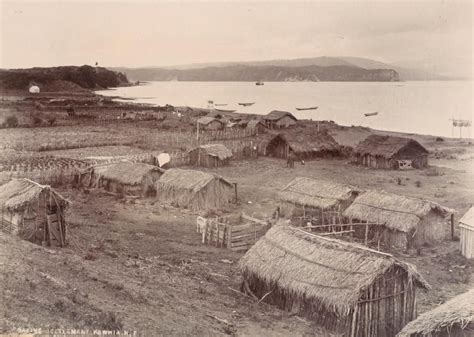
[5, 115, 18, 128]
[46, 116, 57, 126]
[415, 180, 422, 188]
[32, 116, 43, 126]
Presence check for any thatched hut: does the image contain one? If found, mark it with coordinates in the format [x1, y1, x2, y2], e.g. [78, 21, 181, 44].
[197, 116, 224, 131]
[263, 110, 297, 129]
[343, 190, 453, 250]
[156, 168, 234, 210]
[352, 135, 429, 169]
[188, 144, 233, 167]
[246, 119, 268, 134]
[279, 177, 360, 219]
[258, 132, 341, 159]
[0, 179, 69, 247]
[397, 289, 474, 337]
[459, 206, 474, 259]
[79, 161, 164, 197]
[240, 226, 429, 337]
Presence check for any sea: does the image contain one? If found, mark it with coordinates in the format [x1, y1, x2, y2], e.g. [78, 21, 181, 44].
[96, 81, 473, 138]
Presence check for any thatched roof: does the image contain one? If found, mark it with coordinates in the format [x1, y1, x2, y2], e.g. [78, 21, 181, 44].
[264, 110, 297, 121]
[459, 207, 474, 228]
[285, 132, 341, 154]
[0, 178, 69, 212]
[157, 168, 233, 192]
[197, 116, 222, 125]
[279, 177, 360, 209]
[247, 119, 266, 129]
[343, 190, 452, 233]
[190, 144, 233, 160]
[91, 161, 164, 185]
[397, 289, 474, 337]
[353, 135, 429, 159]
[240, 226, 429, 314]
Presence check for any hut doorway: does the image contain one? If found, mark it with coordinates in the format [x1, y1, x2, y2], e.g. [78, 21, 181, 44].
[267, 135, 289, 158]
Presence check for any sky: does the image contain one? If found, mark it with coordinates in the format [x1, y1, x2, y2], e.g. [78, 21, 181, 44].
[0, 0, 472, 77]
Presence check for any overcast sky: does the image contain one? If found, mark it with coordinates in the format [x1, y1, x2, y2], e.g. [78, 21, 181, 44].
[1, 1, 472, 76]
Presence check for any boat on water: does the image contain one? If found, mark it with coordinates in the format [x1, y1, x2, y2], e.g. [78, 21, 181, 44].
[296, 106, 318, 111]
[214, 103, 228, 106]
[256, 80, 264, 86]
[215, 108, 236, 113]
[238, 102, 255, 107]
[364, 112, 379, 117]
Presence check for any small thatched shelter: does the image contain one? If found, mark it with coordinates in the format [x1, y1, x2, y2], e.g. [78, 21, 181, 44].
[397, 289, 474, 337]
[0, 179, 69, 247]
[156, 168, 234, 210]
[352, 135, 429, 169]
[240, 226, 429, 337]
[197, 116, 224, 131]
[246, 119, 268, 134]
[459, 206, 474, 259]
[79, 161, 164, 197]
[263, 110, 297, 129]
[279, 177, 360, 218]
[188, 144, 233, 167]
[343, 190, 453, 250]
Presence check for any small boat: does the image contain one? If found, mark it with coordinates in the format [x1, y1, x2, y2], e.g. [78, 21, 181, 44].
[296, 106, 318, 111]
[256, 80, 264, 86]
[215, 108, 236, 113]
[238, 102, 255, 107]
[364, 112, 379, 117]
[214, 103, 228, 106]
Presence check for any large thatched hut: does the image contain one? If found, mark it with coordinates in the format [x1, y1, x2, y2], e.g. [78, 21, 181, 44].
[0, 179, 69, 247]
[397, 289, 474, 337]
[260, 132, 341, 159]
[459, 206, 474, 259]
[156, 168, 234, 210]
[279, 177, 360, 219]
[352, 135, 429, 169]
[240, 226, 429, 337]
[343, 190, 453, 250]
[188, 144, 233, 167]
[79, 161, 164, 197]
[263, 110, 297, 129]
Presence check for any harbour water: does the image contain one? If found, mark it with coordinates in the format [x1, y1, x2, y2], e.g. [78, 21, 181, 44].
[97, 81, 473, 138]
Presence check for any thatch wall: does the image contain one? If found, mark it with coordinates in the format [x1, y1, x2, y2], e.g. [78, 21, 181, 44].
[352, 135, 429, 169]
[188, 144, 233, 168]
[79, 161, 163, 197]
[397, 289, 474, 337]
[0, 179, 69, 246]
[460, 207, 474, 259]
[156, 168, 234, 210]
[343, 190, 452, 250]
[240, 226, 428, 336]
[279, 177, 360, 217]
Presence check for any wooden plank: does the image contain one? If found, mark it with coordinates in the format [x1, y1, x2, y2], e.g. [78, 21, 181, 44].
[231, 241, 254, 248]
[242, 214, 268, 226]
[318, 230, 355, 236]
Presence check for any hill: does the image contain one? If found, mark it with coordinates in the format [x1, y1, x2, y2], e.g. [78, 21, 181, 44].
[0, 65, 130, 91]
[118, 56, 447, 81]
[118, 64, 399, 82]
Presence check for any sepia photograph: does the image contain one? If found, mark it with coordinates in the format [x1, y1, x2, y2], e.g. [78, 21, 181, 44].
[0, 0, 473, 336]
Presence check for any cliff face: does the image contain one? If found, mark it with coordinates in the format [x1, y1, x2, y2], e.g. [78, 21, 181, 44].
[0, 65, 129, 91]
[120, 64, 400, 82]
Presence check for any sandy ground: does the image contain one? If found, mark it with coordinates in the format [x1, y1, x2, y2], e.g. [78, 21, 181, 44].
[0, 90, 473, 336]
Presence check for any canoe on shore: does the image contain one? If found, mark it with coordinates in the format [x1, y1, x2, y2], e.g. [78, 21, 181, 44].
[296, 106, 318, 111]
[215, 108, 236, 113]
[364, 112, 379, 117]
[238, 102, 255, 106]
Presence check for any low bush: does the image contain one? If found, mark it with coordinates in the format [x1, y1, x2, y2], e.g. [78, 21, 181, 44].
[5, 115, 18, 128]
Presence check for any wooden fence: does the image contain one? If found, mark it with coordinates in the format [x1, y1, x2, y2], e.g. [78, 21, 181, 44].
[197, 214, 271, 252]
